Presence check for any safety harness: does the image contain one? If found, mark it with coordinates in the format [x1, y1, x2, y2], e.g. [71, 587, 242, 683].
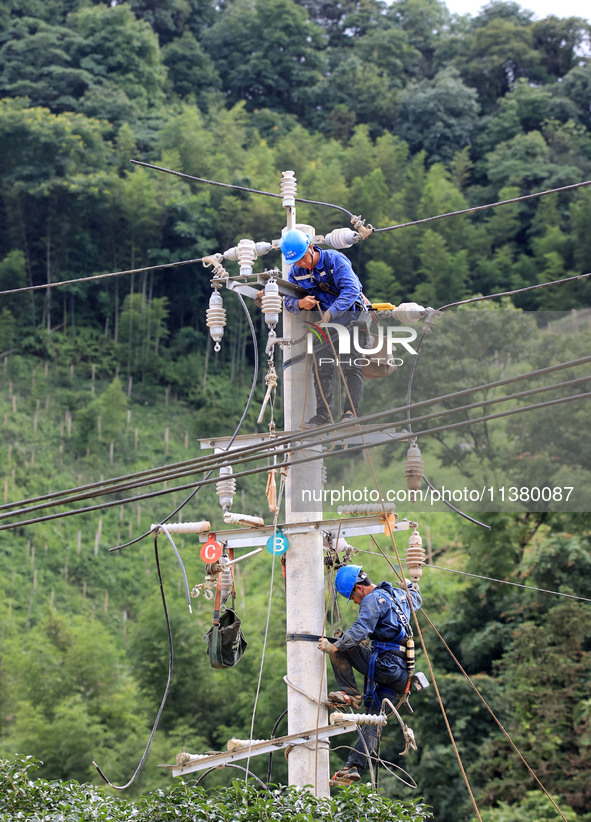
[363, 589, 414, 710]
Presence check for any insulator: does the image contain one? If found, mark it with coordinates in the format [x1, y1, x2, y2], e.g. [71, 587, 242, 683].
[338, 503, 396, 515]
[330, 712, 388, 726]
[219, 560, 233, 603]
[223, 511, 265, 528]
[281, 170, 297, 207]
[392, 303, 427, 324]
[406, 528, 425, 582]
[236, 238, 257, 277]
[152, 521, 210, 534]
[320, 460, 328, 487]
[323, 227, 360, 249]
[261, 279, 283, 328]
[404, 441, 424, 492]
[206, 291, 226, 352]
[224, 241, 272, 262]
[255, 242, 272, 257]
[216, 465, 236, 511]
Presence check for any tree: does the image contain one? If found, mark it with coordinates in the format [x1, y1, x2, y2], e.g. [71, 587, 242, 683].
[394, 68, 480, 164]
[205, 0, 326, 118]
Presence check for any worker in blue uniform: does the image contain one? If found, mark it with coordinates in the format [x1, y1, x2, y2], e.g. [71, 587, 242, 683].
[281, 228, 367, 427]
[318, 564, 422, 785]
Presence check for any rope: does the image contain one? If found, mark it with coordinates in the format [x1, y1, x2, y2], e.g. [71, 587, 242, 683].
[420, 608, 571, 822]
[245, 473, 286, 782]
[109, 291, 259, 552]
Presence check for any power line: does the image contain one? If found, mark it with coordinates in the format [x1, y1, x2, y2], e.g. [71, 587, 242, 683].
[373, 178, 591, 233]
[2, 359, 588, 523]
[1, 387, 588, 533]
[0, 257, 206, 297]
[429, 564, 591, 604]
[438, 271, 591, 311]
[130, 160, 355, 218]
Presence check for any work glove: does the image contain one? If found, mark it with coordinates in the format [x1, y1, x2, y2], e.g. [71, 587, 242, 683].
[318, 637, 335, 654]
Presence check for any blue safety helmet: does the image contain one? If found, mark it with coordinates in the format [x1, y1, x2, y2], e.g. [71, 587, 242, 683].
[281, 228, 310, 263]
[335, 564, 363, 601]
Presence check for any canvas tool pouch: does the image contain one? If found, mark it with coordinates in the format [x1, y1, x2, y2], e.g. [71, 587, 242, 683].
[204, 565, 247, 668]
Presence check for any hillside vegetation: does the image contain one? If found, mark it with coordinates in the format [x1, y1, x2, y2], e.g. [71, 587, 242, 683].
[1, 1, 591, 820]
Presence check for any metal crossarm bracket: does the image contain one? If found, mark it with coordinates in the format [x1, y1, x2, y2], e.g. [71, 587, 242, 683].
[160, 721, 359, 777]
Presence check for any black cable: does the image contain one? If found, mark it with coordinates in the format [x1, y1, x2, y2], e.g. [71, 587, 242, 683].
[194, 764, 268, 789]
[267, 708, 288, 784]
[130, 160, 355, 219]
[93, 535, 172, 789]
[4, 354, 589, 522]
[3, 385, 588, 532]
[438, 271, 591, 311]
[0, 257, 205, 297]
[373, 179, 591, 233]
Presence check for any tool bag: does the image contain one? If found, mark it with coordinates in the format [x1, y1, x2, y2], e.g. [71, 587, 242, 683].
[204, 553, 247, 669]
[362, 333, 398, 380]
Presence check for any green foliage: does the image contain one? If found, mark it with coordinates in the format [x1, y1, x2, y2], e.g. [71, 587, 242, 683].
[0, 756, 433, 820]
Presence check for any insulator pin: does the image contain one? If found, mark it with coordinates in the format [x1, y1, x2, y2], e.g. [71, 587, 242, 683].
[323, 228, 360, 249]
[404, 441, 424, 492]
[261, 279, 283, 328]
[206, 291, 226, 352]
[216, 465, 236, 511]
[406, 528, 425, 582]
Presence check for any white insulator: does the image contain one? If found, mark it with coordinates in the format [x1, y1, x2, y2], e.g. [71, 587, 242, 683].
[227, 737, 268, 752]
[404, 441, 424, 492]
[223, 511, 265, 528]
[255, 242, 272, 257]
[338, 503, 396, 515]
[406, 528, 425, 582]
[216, 465, 236, 511]
[323, 227, 360, 249]
[391, 302, 427, 324]
[236, 238, 257, 277]
[219, 561, 233, 603]
[261, 279, 283, 328]
[151, 521, 210, 534]
[330, 712, 388, 726]
[206, 291, 226, 352]
[281, 170, 297, 207]
[320, 460, 328, 487]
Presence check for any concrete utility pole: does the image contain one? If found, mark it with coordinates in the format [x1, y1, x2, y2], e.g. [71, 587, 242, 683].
[280, 173, 330, 795]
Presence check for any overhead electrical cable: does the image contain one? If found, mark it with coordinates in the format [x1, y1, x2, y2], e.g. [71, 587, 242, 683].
[4, 370, 588, 521]
[1, 388, 588, 533]
[373, 178, 591, 233]
[428, 564, 591, 603]
[130, 160, 355, 218]
[0, 257, 207, 297]
[438, 271, 591, 311]
[3, 356, 589, 522]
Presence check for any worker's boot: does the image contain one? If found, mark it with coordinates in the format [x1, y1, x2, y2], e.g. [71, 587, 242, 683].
[329, 765, 361, 787]
[327, 690, 363, 711]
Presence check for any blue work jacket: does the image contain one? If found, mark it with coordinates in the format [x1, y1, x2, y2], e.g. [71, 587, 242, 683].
[334, 581, 422, 652]
[284, 247, 364, 321]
